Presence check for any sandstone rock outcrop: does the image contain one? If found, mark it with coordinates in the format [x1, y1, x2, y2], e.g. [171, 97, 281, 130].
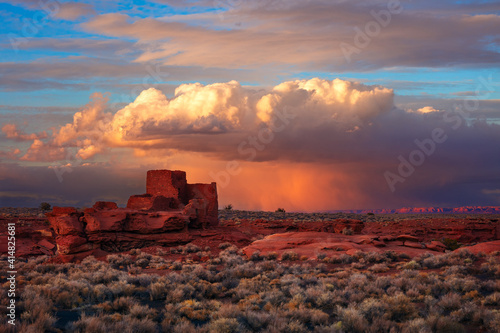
[47, 170, 218, 254]
[242, 232, 444, 259]
[458, 240, 500, 254]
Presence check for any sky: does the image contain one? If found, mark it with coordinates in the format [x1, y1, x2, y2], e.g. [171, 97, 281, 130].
[1, 0, 500, 211]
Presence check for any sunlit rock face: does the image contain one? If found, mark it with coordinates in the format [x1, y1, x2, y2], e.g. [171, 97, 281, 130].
[47, 170, 218, 254]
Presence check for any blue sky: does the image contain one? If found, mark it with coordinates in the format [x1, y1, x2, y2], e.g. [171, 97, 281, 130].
[1, 0, 500, 210]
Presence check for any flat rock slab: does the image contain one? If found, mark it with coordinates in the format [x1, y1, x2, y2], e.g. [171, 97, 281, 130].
[404, 241, 424, 249]
[242, 232, 442, 259]
[458, 240, 500, 254]
[37, 239, 56, 250]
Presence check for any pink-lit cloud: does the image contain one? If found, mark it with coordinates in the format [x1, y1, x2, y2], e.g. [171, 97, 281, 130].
[55, 2, 95, 20]
[1, 123, 47, 141]
[80, 2, 500, 71]
[32, 78, 393, 160]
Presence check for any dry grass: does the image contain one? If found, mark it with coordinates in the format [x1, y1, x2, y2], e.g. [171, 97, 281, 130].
[1, 248, 499, 332]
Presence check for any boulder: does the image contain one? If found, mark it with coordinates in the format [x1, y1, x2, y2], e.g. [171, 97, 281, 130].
[89, 231, 194, 251]
[56, 235, 96, 255]
[123, 212, 188, 233]
[373, 240, 386, 247]
[36, 229, 53, 237]
[84, 210, 127, 233]
[331, 219, 364, 234]
[458, 241, 500, 254]
[47, 214, 84, 236]
[404, 241, 424, 249]
[396, 235, 420, 243]
[425, 240, 446, 252]
[37, 239, 55, 250]
[183, 199, 208, 228]
[187, 183, 218, 227]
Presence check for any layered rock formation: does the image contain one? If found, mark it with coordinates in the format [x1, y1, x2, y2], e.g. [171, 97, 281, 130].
[334, 206, 500, 214]
[242, 232, 500, 259]
[47, 170, 218, 254]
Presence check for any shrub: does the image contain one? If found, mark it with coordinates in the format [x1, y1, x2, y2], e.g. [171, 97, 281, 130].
[369, 263, 389, 273]
[19, 292, 56, 331]
[342, 227, 353, 235]
[156, 247, 168, 256]
[240, 310, 271, 330]
[402, 318, 432, 333]
[125, 317, 157, 333]
[129, 304, 156, 320]
[402, 260, 421, 270]
[442, 238, 461, 250]
[39, 202, 51, 211]
[224, 204, 233, 211]
[337, 306, 369, 333]
[437, 293, 462, 313]
[12, 232, 500, 333]
[208, 318, 240, 333]
[483, 292, 500, 306]
[316, 252, 327, 260]
[365, 251, 385, 263]
[281, 251, 299, 261]
[130, 248, 142, 255]
[171, 320, 197, 333]
[359, 298, 388, 323]
[184, 243, 201, 254]
[218, 242, 233, 250]
[71, 313, 110, 333]
[427, 315, 466, 333]
[384, 294, 416, 322]
[107, 254, 132, 269]
[450, 301, 478, 323]
[398, 252, 411, 260]
[276, 208, 286, 213]
[287, 320, 307, 333]
[135, 258, 149, 268]
[266, 252, 278, 260]
[339, 254, 353, 264]
[171, 261, 183, 270]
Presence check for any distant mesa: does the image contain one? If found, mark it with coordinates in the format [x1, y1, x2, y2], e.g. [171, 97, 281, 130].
[47, 170, 218, 255]
[334, 206, 500, 214]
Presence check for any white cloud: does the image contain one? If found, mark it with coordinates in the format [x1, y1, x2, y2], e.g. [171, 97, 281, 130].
[44, 78, 393, 159]
[416, 106, 440, 114]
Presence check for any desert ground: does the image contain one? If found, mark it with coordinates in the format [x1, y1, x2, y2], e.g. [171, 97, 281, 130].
[1, 208, 499, 332]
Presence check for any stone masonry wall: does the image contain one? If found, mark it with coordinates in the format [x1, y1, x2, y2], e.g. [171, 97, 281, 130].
[48, 170, 219, 255]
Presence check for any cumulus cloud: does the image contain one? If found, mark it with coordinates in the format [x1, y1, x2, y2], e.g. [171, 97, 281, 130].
[1, 124, 47, 141]
[23, 78, 390, 160]
[0, 148, 21, 160]
[20, 139, 67, 162]
[413, 106, 440, 114]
